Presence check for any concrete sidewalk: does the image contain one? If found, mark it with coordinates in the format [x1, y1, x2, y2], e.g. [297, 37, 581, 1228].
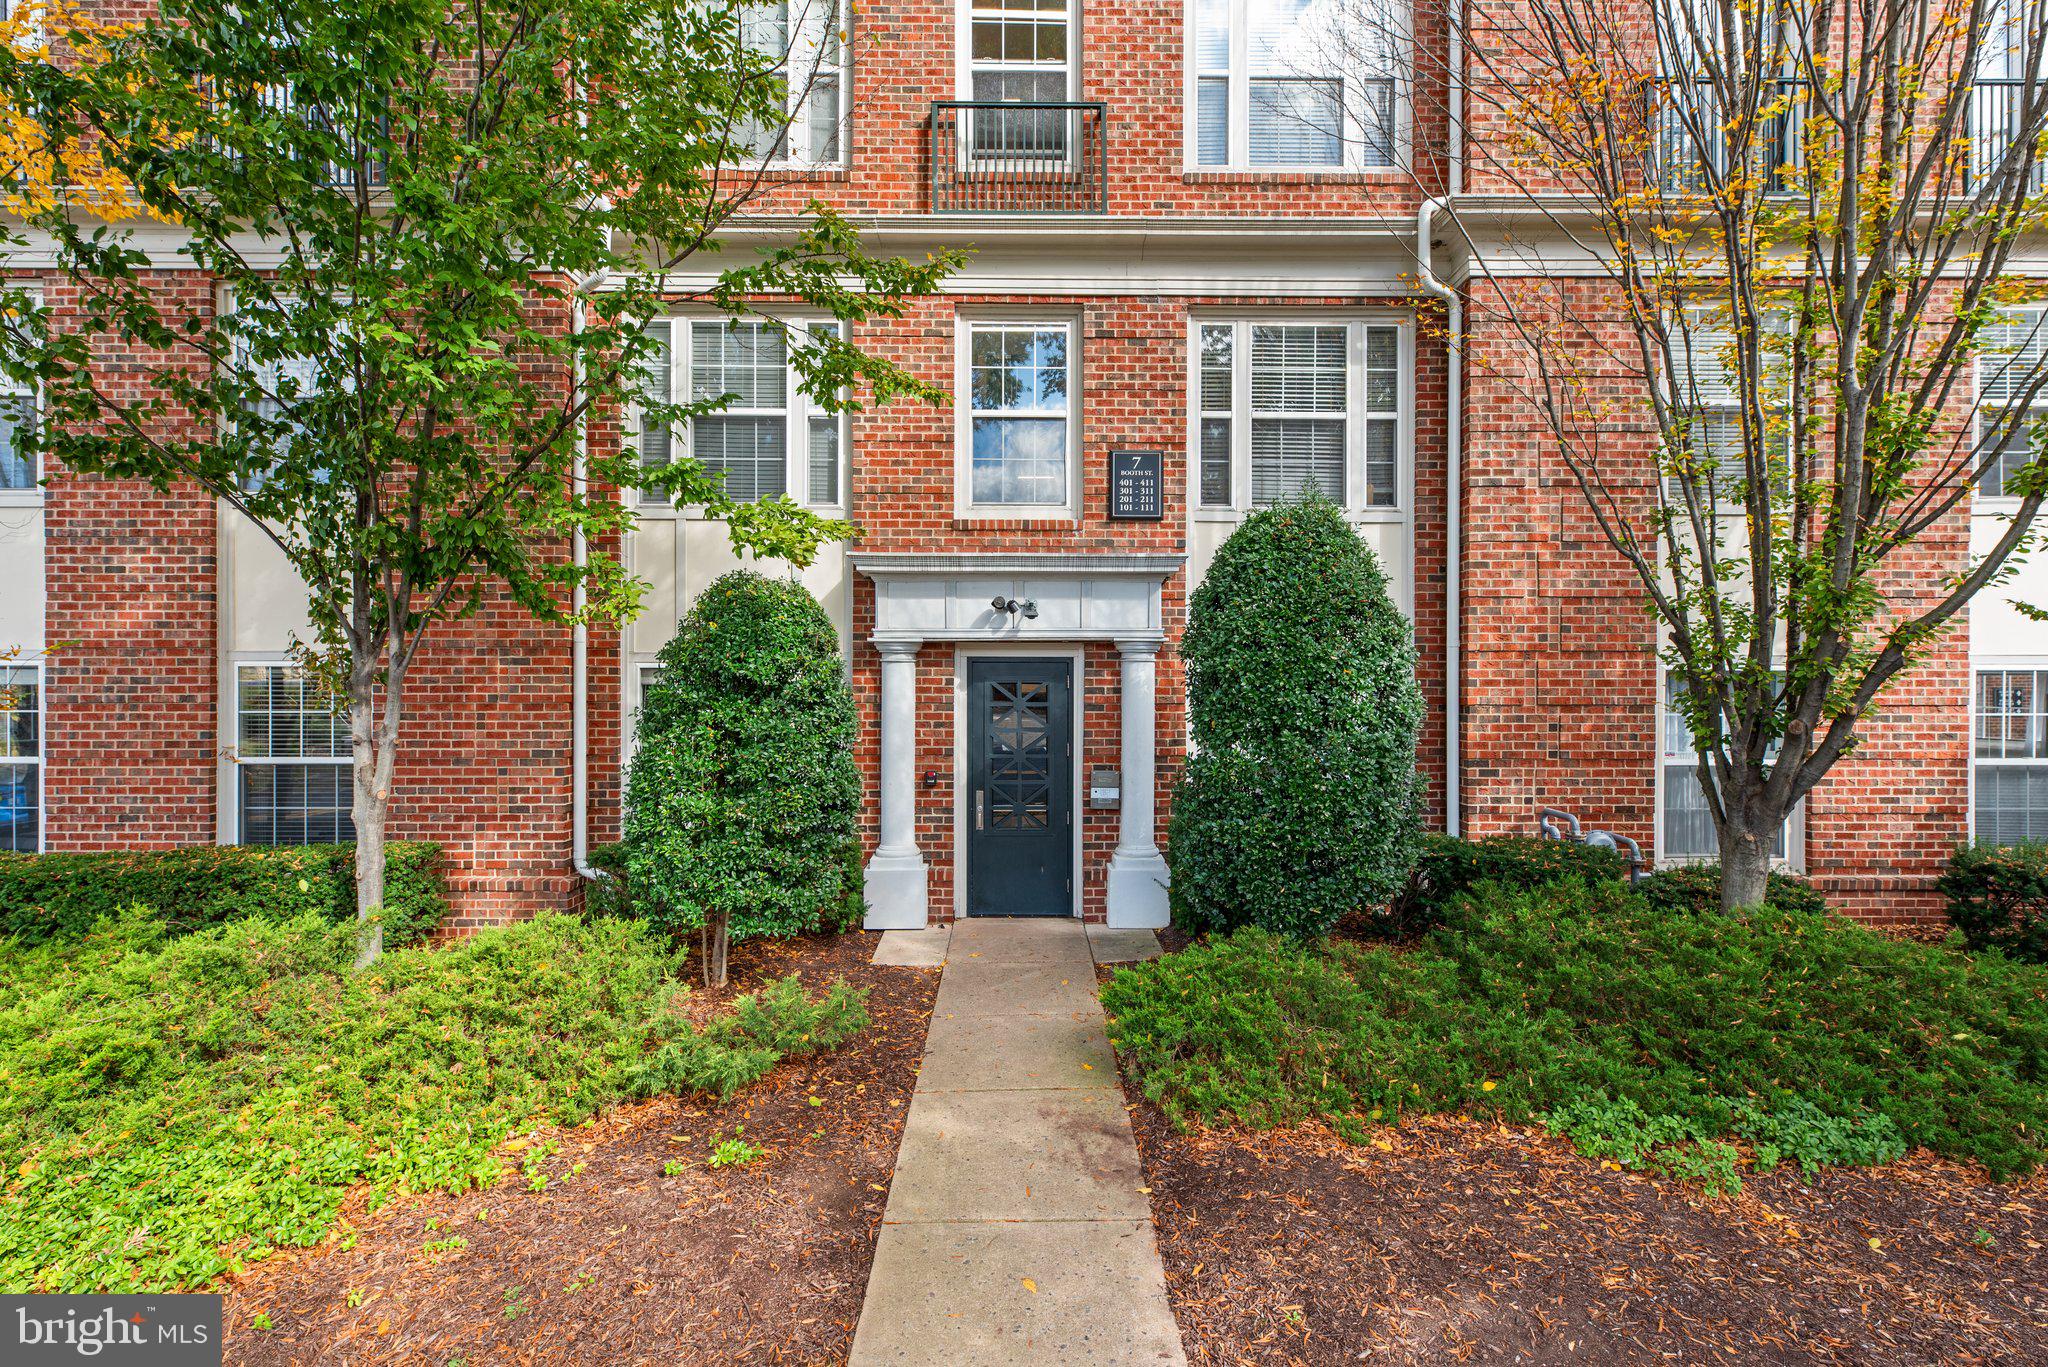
[848, 919, 1186, 1365]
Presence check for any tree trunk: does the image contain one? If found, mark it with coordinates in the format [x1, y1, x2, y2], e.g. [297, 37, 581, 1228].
[1718, 811, 1775, 913]
[348, 655, 396, 969]
[701, 909, 731, 988]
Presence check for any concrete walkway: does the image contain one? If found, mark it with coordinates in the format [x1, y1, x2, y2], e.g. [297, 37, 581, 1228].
[848, 919, 1186, 1365]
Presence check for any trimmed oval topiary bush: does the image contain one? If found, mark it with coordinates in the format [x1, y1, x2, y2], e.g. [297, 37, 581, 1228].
[1167, 495, 1424, 938]
[623, 570, 863, 985]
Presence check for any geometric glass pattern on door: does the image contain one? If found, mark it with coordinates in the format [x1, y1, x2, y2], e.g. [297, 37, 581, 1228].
[986, 678, 1052, 829]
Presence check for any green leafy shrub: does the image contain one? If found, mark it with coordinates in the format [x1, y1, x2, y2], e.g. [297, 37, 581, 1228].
[0, 909, 867, 1292]
[1636, 860, 1828, 917]
[1390, 833, 1633, 932]
[1940, 842, 2048, 963]
[1167, 496, 1424, 938]
[1102, 879, 2048, 1188]
[623, 571, 863, 984]
[625, 973, 869, 1101]
[581, 841, 635, 920]
[0, 842, 446, 947]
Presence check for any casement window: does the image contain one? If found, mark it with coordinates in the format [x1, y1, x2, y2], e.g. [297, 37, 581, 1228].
[1653, 1, 1801, 192]
[1976, 308, 2048, 498]
[0, 372, 35, 496]
[963, 0, 1076, 160]
[1, 282, 39, 497]
[1191, 0, 1400, 169]
[1664, 312, 1789, 502]
[235, 663, 354, 846]
[1970, 3, 2048, 190]
[736, 0, 848, 166]
[1974, 666, 2048, 844]
[1194, 318, 1404, 511]
[1, 664, 39, 853]
[961, 320, 1074, 511]
[638, 318, 847, 510]
[254, 84, 387, 188]
[1660, 673, 1791, 861]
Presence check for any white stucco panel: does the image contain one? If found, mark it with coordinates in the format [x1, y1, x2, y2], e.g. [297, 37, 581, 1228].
[858, 554, 1182, 643]
[0, 504, 44, 651]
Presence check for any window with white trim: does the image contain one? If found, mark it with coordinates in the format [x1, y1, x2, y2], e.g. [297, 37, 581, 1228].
[1976, 308, 2048, 498]
[1, 664, 39, 853]
[736, 0, 848, 166]
[1195, 318, 1403, 510]
[236, 663, 353, 846]
[0, 371, 34, 494]
[1665, 311, 1789, 502]
[1192, 0, 1400, 169]
[1660, 672, 1790, 860]
[963, 320, 1073, 509]
[1975, 666, 2048, 843]
[638, 318, 846, 510]
[964, 0, 1075, 157]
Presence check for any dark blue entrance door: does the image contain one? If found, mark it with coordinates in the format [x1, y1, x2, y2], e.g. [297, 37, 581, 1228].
[966, 658, 1073, 918]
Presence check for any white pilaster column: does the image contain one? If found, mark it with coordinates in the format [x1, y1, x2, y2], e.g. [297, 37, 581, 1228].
[1105, 636, 1172, 928]
[863, 638, 929, 929]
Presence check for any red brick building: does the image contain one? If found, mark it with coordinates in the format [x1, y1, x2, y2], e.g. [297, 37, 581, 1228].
[0, 0, 2033, 928]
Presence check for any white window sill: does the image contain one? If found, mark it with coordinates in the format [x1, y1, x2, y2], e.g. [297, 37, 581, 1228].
[1194, 506, 1406, 522]
[953, 507, 1079, 523]
[0, 489, 44, 509]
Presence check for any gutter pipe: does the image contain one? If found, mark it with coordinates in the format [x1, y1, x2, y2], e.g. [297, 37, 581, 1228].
[1416, 194, 1463, 836]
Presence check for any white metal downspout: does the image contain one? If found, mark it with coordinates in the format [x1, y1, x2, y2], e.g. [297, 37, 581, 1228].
[1417, 193, 1463, 837]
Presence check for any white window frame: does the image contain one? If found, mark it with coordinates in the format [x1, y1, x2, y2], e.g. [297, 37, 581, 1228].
[635, 315, 849, 518]
[954, 316, 1080, 520]
[1969, 658, 2048, 845]
[1186, 312, 1413, 519]
[1974, 306, 2048, 504]
[1654, 668, 1803, 869]
[955, 0, 1079, 103]
[1, 660, 42, 854]
[1663, 308, 1793, 508]
[0, 284, 40, 506]
[738, 0, 851, 169]
[229, 659, 355, 847]
[1183, 0, 1409, 172]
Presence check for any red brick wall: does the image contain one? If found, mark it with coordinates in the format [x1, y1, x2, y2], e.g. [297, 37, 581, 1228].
[741, 0, 1449, 220]
[832, 291, 1446, 922]
[1456, 275, 1973, 924]
[41, 272, 222, 849]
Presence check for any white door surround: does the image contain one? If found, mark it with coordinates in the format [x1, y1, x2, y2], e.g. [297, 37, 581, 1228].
[852, 553, 1183, 930]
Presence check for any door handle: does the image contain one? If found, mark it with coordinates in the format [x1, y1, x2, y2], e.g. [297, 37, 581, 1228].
[975, 789, 985, 830]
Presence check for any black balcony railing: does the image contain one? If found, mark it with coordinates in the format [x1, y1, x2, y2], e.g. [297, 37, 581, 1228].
[1652, 78, 1804, 193]
[929, 101, 1107, 214]
[1969, 78, 2048, 192]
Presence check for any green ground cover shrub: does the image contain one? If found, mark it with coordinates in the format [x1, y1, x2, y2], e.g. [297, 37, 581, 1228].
[626, 974, 869, 1100]
[1391, 833, 1633, 932]
[1635, 860, 1828, 917]
[0, 910, 867, 1292]
[1940, 842, 2048, 963]
[1168, 496, 1424, 938]
[0, 842, 446, 947]
[624, 570, 863, 984]
[1102, 879, 2048, 1190]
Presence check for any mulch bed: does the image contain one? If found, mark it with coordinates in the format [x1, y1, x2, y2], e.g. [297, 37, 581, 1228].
[221, 931, 936, 1367]
[1129, 1107, 2048, 1364]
